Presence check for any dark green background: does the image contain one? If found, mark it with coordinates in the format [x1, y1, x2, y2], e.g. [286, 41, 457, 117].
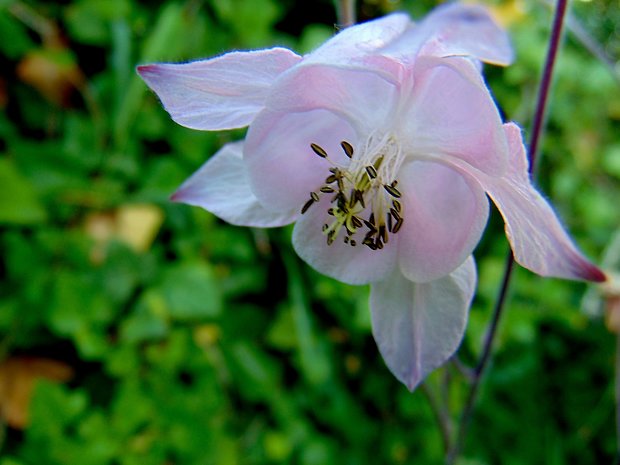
[0, 0, 619, 463]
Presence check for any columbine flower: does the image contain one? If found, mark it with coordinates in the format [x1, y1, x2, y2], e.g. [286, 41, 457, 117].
[138, 4, 605, 390]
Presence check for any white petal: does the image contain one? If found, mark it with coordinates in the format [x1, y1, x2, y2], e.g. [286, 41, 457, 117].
[482, 123, 606, 282]
[172, 141, 298, 227]
[405, 56, 508, 175]
[381, 3, 513, 66]
[370, 257, 477, 391]
[397, 161, 489, 283]
[245, 108, 357, 212]
[266, 63, 398, 136]
[292, 194, 399, 285]
[137, 48, 301, 130]
[305, 13, 410, 68]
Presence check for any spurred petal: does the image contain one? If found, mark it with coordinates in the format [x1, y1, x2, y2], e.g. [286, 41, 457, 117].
[137, 48, 301, 130]
[307, 13, 409, 61]
[397, 161, 489, 283]
[482, 124, 606, 282]
[244, 108, 357, 212]
[405, 56, 508, 175]
[172, 141, 298, 227]
[382, 3, 513, 65]
[292, 194, 399, 285]
[370, 256, 476, 391]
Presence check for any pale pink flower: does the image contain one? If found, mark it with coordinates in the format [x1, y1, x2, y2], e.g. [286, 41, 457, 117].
[138, 4, 605, 390]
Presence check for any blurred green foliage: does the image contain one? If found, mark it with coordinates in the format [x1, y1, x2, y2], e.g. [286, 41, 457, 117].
[0, 0, 618, 464]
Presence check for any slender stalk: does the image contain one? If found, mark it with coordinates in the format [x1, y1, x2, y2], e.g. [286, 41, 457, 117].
[528, 0, 569, 174]
[616, 334, 620, 464]
[446, 257, 515, 464]
[446, 0, 569, 462]
[336, 0, 356, 27]
[421, 382, 453, 453]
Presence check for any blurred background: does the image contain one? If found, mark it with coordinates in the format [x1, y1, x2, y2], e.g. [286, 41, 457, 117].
[0, 0, 619, 463]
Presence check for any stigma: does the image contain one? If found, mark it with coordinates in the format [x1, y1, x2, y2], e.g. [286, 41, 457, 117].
[300, 134, 405, 251]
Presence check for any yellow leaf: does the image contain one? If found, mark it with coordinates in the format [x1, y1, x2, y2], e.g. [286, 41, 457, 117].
[115, 204, 165, 253]
[0, 357, 73, 429]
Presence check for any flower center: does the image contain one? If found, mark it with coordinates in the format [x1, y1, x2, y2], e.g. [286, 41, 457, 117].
[300, 133, 405, 250]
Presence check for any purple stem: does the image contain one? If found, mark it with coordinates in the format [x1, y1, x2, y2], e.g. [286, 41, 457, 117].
[336, 0, 356, 27]
[446, 0, 568, 462]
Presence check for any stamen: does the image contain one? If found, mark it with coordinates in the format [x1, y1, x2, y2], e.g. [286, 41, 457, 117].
[340, 141, 354, 158]
[306, 133, 406, 249]
[392, 217, 404, 233]
[365, 166, 377, 179]
[311, 143, 328, 158]
[383, 184, 402, 198]
[354, 189, 365, 208]
[379, 225, 388, 244]
[301, 198, 315, 214]
[351, 216, 363, 228]
[363, 219, 377, 232]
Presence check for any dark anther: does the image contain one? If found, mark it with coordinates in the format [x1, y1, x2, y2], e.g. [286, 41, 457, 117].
[311, 143, 328, 158]
[340, 141, 354, 158]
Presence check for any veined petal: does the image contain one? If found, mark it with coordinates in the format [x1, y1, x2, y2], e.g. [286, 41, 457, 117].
[305, 13, 410, 66]
[172, 141, 298, 227]
[245, 109, 357, 212]
[137, 47, 301, 130]
[405, 56, 508, 175]
[266, 64, 398, 135]
[482, 123, 606, 282]
[370, 256, 476, 391]
[382, 3, 513, 66]
[397, 161, 489, 283]
[292, 194, 399, 285]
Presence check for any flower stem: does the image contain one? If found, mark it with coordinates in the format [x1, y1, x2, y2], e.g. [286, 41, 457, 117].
[446, 0, 569, 462]
[528, 0, 569, 174]
[421, 381, 453, 454]
[616, 334, 620, 463]
[446, 257, 515, 464]
[335, 0, 356, 27]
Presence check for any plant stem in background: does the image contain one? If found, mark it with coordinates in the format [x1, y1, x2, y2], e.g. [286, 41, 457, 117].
[616, 335, 620, 464]
[336, 0, 356, 27]
[446, 0, 569, 462]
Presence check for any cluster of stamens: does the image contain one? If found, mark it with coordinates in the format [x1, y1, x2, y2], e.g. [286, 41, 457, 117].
[300, 139, 404, 250]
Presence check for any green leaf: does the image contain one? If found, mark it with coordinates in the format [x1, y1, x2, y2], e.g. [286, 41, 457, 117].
[161, 262, 222, 320]
[120, 289, 169, 343]
[0, 158, 47, 225]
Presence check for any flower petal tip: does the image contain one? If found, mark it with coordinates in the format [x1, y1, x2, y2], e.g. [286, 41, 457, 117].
[136, 64, 156, 77]
[580, 263, 607, 283]
[169, 188, 187, 204]
[404, 377, 421, 392]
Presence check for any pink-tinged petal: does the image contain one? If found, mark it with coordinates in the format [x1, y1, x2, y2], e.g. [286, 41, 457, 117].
[305, 13, 410, 66]
[383, 3, 513, 66]
[266, 64, 398, 135]
[405, 56, 508, 175]
[481, 123, 606, 282]
[370, 256, 476, 391]
[397, 161, 488, 283]
[172, 141, 298, 227]
[292, 195, 399, 285]
[137, 48, 301, 130]
[245, 108, 357, 212]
